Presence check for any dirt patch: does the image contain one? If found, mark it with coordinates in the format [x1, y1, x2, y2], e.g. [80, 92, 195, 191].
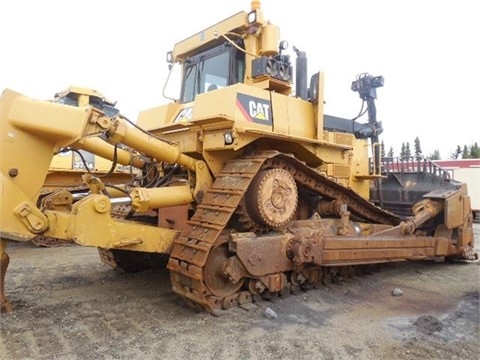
[414, 315, 444, 334]
[1, 225, 479, 360]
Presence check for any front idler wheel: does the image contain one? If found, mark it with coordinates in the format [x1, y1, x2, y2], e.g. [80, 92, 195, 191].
[203, 237, 244, 299]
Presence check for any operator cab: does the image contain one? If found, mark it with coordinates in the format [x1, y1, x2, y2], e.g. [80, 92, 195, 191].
[165, 7, 293, 105]
[53, 86, 120, 117]
[180, 42, 246, 104]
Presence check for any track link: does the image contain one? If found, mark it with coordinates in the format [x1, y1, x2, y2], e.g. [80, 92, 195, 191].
[167, 151, 402, 313]
[167, 155, 267, 311]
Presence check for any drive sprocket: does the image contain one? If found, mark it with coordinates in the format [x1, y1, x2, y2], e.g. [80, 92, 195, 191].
[244, 168, 298, 228]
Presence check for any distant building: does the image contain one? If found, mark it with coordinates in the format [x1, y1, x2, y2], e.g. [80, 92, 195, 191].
[435, 159, 480, 222]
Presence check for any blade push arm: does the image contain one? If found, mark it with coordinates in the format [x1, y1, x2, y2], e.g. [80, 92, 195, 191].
[0, 89, 210, 243]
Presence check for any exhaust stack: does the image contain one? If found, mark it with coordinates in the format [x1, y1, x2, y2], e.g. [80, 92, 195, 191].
[294, 46, 308, 100]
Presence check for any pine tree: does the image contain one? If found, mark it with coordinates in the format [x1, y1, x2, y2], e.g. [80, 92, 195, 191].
[452, 145, 462, 159]
[405, 142, 411, 157]
[381, 140, 386, 158]
[428, 149, 441, 160]
[462, 145, 470, 159]
[470, 142, 480, 158]
[388, 146, 394, 157]
[400, 142, 406, 157]
[414, 137, 422, 157]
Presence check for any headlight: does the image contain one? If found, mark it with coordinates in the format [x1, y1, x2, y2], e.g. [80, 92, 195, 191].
[224, 132, 234, 145]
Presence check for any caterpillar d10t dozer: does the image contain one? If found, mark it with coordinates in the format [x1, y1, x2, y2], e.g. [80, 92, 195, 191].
[0, 1, 476, 314]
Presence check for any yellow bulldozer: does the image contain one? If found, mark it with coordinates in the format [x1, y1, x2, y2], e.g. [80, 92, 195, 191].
[0, 1, 476, 313]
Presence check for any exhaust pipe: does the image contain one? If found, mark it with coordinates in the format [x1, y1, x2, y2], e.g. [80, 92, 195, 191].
[293, 46, 308, 100]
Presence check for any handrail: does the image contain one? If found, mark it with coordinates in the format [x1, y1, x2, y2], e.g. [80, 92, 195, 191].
[370, 156, 451, 180]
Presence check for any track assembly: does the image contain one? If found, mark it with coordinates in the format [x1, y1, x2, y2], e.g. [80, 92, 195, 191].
[167, 151, 408, 313]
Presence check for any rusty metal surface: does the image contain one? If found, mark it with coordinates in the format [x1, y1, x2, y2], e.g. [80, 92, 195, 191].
[166, 152, 408, 313]
[158, 205, 189, 231]
[203, 235, 244, 297]
[31, 236, 72, 247]
[230, 232, 293, 277]
[244, 168, 298, 228]
[167, 155, 266, 312]
[0, 241, 13, 313]
[269, 153, 402, 226]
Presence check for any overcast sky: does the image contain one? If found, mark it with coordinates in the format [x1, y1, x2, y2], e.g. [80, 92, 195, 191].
[1, 0, 478, 158]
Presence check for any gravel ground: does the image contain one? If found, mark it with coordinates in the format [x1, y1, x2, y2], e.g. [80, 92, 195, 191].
[0, 225, 479, 360]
